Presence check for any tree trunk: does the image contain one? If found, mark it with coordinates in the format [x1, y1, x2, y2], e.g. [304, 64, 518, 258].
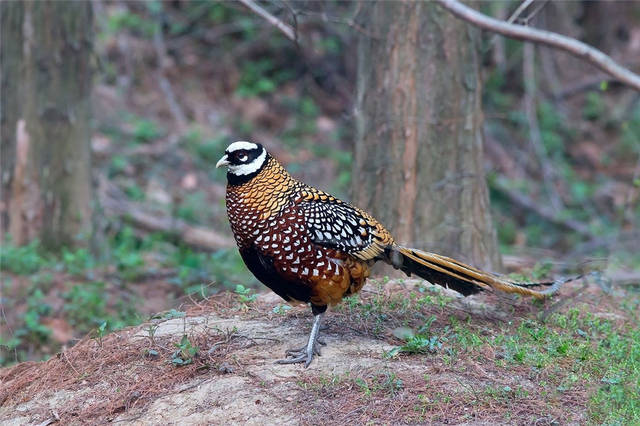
[1, 0, 94, 249]
[353, 1, 501, 270]
[0, 2, 23, 235]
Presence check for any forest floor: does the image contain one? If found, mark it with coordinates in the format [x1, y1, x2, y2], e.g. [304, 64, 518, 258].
[1, 277, 638, 425]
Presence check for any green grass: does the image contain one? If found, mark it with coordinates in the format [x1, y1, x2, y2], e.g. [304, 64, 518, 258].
[480, 309, 639, 424]
[334, 281, 639, 424]
[0, 229, 257, 366]
[355, 371, 404, 398]
[298, 370, 404, 399]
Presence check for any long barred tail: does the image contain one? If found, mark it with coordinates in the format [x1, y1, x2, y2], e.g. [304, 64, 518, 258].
[389, 245, 573, 299]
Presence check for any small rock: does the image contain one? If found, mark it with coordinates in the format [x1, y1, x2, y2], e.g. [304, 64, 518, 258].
[219, 362, 234, 374]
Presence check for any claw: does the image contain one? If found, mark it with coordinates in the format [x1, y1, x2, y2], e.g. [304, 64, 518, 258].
[275, 348, 315, 367]
[275, 313, 324, 367]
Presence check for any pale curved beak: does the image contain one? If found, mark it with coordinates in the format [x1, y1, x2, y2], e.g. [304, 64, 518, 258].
[216, 154, 230, 168]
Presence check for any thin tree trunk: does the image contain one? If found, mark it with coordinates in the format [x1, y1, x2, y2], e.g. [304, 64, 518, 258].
[3, 1, 94, 249]
[353, 1, 501, 270]
[0, 2, 24, 235]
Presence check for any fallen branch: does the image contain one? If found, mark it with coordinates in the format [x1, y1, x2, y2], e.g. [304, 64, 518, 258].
[607, 271, 640, 287]
[100, 179, 234, 251]
[572, 230, 640, 255]
[493, 176, 595, 238]
[435, 0, 640, 91]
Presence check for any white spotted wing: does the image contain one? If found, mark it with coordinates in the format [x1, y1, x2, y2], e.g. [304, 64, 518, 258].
[295, 198, 391, 260]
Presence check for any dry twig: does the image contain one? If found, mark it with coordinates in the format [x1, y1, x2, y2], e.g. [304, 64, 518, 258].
[493, 176, 595, 238]
[237, 0, 295, 42]
[435, 0, 640, 91]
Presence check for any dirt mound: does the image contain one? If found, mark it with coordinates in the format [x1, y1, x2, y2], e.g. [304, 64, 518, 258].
[1, 279, 635, 425]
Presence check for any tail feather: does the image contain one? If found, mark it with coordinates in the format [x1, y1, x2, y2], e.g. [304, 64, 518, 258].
[389, 246, 571, 299]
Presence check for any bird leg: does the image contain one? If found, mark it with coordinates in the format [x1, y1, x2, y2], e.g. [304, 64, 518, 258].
[276, 313, 324, 367]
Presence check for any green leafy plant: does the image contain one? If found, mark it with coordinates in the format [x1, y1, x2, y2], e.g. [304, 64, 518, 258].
[170, 247, 255, 294]
[272, 304, 292, 315]
[387, 316, 443, 357]
[583, 91, 606, 121]
[380, 371, 404, 396]
[108, 155, 129, 177]
[0, 239, 48, 274]
[95, 321, 108, 347]
[172, 334, 198, 366]
[234, 284, 257, 303]
[133, 118, 162, 143]
[110, 226, 145, 280]
[620, 104, 640, 152]
[183, 131, 228, 165]
[389, 335, 443, 357]
[124, 183, 145, 201]
[143, 323, 160, 345]
[236, 59, 277, 97]
[61, 247, 95, 276]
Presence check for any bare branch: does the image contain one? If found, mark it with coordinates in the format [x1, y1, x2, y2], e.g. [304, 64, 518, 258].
[435, 0, 640, 91]
[487, 0, 539, 61]
[237, 0, 295, 42]
[507, 0, 535, 25]
[520, 0, 549, 26]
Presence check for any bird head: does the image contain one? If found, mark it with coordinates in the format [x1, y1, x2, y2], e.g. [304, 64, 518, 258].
[216, 141, 267, 178]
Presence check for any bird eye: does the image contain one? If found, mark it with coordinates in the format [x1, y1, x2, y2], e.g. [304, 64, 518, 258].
[239, 154, 248, 162]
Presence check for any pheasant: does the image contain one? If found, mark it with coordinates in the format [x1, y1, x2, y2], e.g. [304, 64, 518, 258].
[216, 141, 565, 367]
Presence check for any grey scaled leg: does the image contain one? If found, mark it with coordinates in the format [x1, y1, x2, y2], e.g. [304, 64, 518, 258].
[276, 313, 324, 367]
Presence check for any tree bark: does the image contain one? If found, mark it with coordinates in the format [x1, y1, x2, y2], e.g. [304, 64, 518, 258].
[353, 1, 501, 270]
[1, 1, 94, 249]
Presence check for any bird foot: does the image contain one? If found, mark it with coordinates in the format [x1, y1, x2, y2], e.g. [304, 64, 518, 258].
[284, 338, 326, 357]
[275, 349, 314, 367]
[275, 314, 325, 367]
[275, 339, 326, 367]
